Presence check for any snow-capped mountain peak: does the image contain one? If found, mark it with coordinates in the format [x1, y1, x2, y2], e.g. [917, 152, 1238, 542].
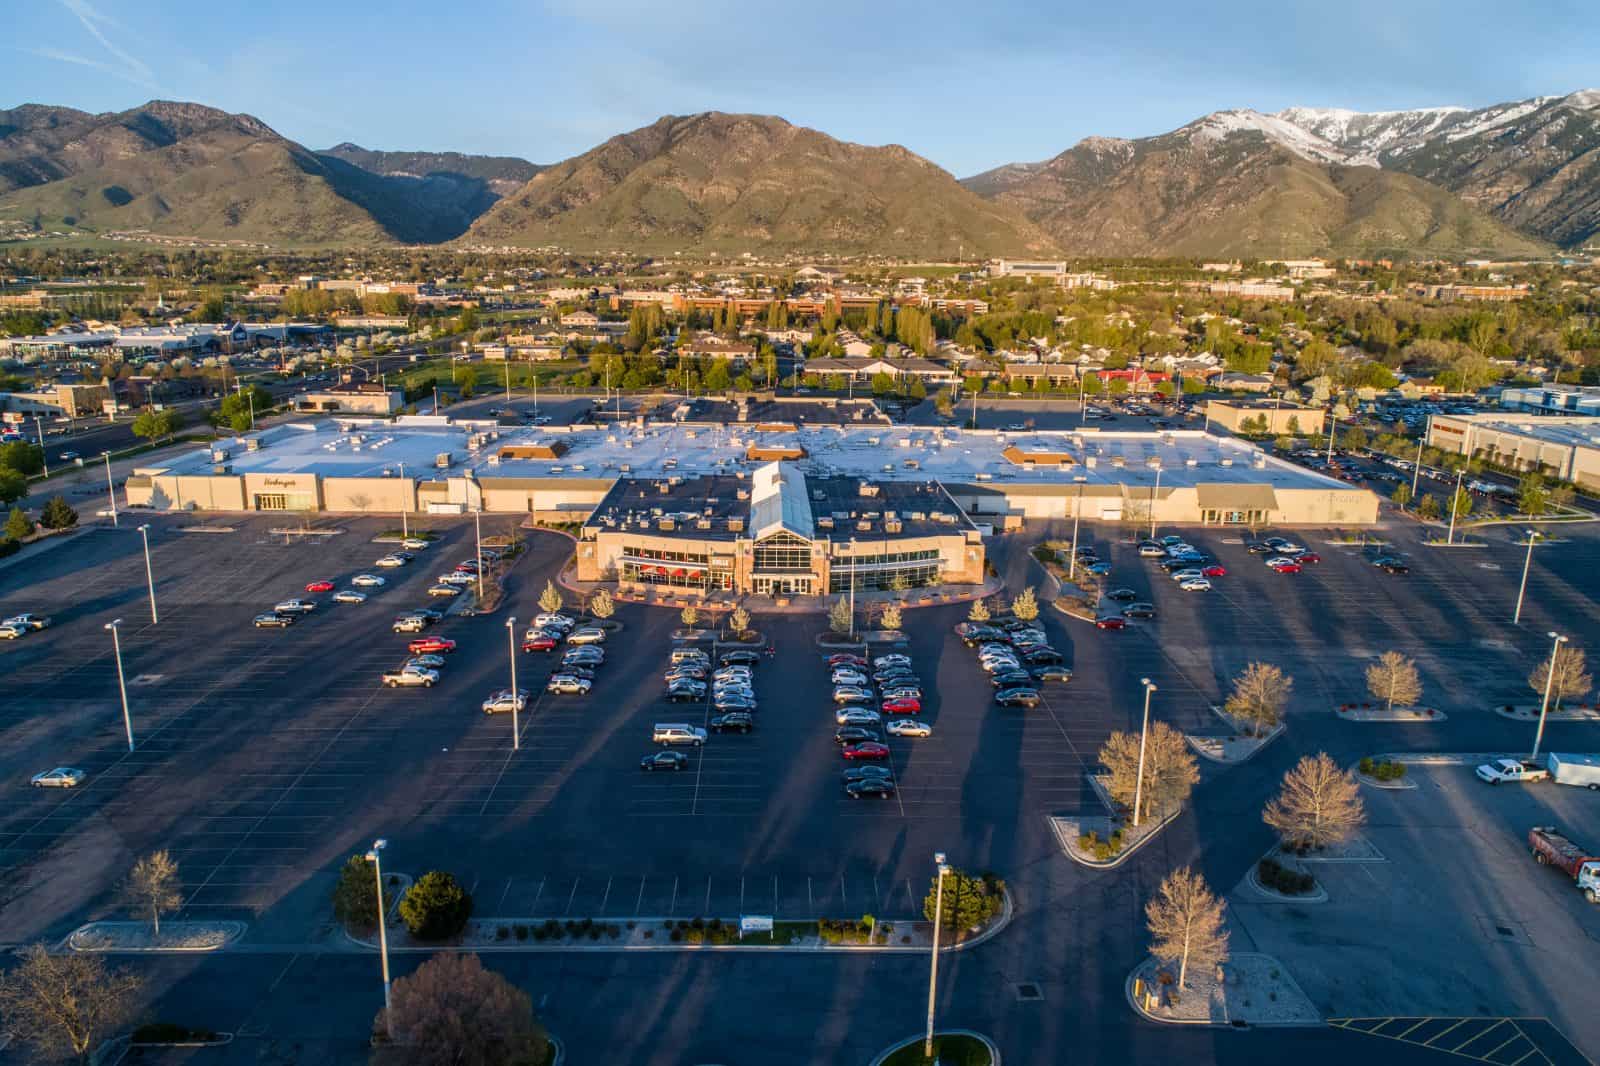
[1183, 109, 1369, 165]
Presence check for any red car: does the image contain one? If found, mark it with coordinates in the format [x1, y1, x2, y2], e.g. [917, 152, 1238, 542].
[305, 580, 335, 593]
[827, 653, 866, 668]
[522, 636, 556, 653]
[1267, 560, 1303, 574]
[841, 741, 890, 761]
[1294, 552, 1322, 564]
[1201, 565, 1227, 577]
[1094, 616, 1127, 630]
[881, 697, 922, 715]
[408, 637, 457, 654]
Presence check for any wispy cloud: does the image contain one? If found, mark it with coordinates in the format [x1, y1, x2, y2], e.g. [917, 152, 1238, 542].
[24, 45, 160, 92]
[54, 0, 160, 88]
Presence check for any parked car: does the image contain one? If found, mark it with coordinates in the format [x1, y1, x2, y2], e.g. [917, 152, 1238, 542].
[304, 580, 335, 593]
[1201, 564, 1227, 577]
[1084, 561, 1112, 576]
[546, 675, 592, 695]
[881, 697, 922, 715]
[1475, 758, 1549, 784]
[401, 537, 432, 550]
[536, 613, 576, 630]
[842, 764, 894, 783]
[827, 653, 867, 668]
[1023, 647, 1064, 665]
[1265, 558, 1303, 574]
[875, 654, 912, 668]
[833, 686, 875, 705]
[333, 590, 368, 605]
[836, 708, 883, 726]
[995, 687, 1042, 708]
[427, 584, 462, 598]
[438, 572, 475, 587]
[254, 613, 294, 628]
[31, 767, 86, 788]
[1033, 665, 1074, 683]
[720, 649, 760, 665]
[1106, 587, 1139, 602]
[375, 555, 408, 568]
[383, 667, 438, 688]
[640, 751, 689, 772]
[274, 598, 317, 614]
[1122, 603, 1155, 620]
[653, 723, 707, 746]
[845, 778, 897, 799]
[885, 719, 932, 738]
[1137, 542, 1167, 557]
[880, 684, 923, 702]
[405, 653, 446, 670]
[481, 689, 529, 714]
[709, 712, 754, 733]
[713, 695, 758, 712]
[567, 627, 607, 645]
[0, 622, 28, 639]
[392, 616, 427, 633]
[1179, 577, 1212, 592]
[1293, 552, 1322, 565]
[407, 637, 456, 654]
[351, 574, 387, 588]
[841, 741, 890, 761]
[1375, 557, 1410, 574]
[522, 635, 557, 652]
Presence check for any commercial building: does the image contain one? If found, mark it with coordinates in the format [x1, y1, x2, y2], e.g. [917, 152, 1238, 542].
[1205, 399, 1325, 436]
[1498, 385, 1600, 417]
[293, 380, 403, 415]
[1427, 413, 1600, 489]
[123, 415, 1379, 534]
[987, 260, 1070, 280]
[575, 461, 985, 597]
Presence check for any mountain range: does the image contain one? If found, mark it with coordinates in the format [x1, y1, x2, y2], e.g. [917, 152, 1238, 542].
[1, 92, 1596, 256]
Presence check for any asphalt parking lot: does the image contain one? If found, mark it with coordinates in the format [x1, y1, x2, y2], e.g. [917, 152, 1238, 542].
[3, 507, 1599, 1063]
[1231, 763, 1600, 1062]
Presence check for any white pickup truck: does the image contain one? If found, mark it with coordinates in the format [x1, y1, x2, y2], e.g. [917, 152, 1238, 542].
[1475, 758, 1550, 784]
[382, 667, 438, 688]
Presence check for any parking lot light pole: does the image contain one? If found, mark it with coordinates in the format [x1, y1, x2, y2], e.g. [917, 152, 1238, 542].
[1410, 437, 1425, 504]
[102, 451, 118, 527]
[924, 853, 951, 1059]
[1446, 466, 1465, 545]
[1068, 478, 1087, 580]
[397, 462, 408, 540]
[1513, 529, 1541, 626]
[137, 524, 157, 624]
[1531, 631, 1567, 761]
[1148, 464, 1162, 541]
[365, 840, 393, 1040]
[474, 507, 485, 601]
[1326, 412, 1338, 466]
[105, 619, 134, 751]
[35, 416, 48, 477]
[1132, 678, 1157, 827]
[848, 537, 858, 637]
[506, 616, 520, 751]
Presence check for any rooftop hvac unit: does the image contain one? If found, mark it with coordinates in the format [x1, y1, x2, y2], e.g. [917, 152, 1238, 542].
[1186, 458, 1198, 467]
[435, 452, 452, 469]
[1219, 458, 1234, 467]
[857, 520, 874, 531]
[859, 482, 879, 497]
[1111, 456, 1126, 468]
[246, 438, 262, 452]
[696, 519, 711, 529]
[212, 464, 230, 475]
[817, 516, 835, 530]
[1084, 456, 1097, 468]
[885, 520, 903, 533]
[210, 448, 230, 463]
[727, 518, 745, 532]
[1252, 455, 1267, 469]
[658, 518, 676, 531]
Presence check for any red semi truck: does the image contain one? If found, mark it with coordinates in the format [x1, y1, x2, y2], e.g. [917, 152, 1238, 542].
[1529, 826, 1600, 903]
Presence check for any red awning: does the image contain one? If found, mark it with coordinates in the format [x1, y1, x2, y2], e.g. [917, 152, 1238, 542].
[672, 568, 686, 577]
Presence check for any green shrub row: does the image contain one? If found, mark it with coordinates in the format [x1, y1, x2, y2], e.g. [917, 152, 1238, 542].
[1258, 857, 1316, 895]
[496, 918, 626, 942]
[1358, 756, 1407, 781]
[1077, 828, 1126, 861]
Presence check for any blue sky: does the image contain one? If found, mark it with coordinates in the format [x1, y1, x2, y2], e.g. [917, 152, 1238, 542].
[4, 0, 1597, 176]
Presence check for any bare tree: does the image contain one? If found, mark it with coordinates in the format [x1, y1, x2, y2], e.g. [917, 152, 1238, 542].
[1099, 722, 1199, 823]
[1011, 586, 1039, 622]
[537, 580, 563, 614]
[124, 850, 182, 937]
[1529, 644, 1591, 711]
[1144, 867, 1229, 989]
[1366, 651, 1421, 711]
[880, 602, 903, 631]
[680, 604, 699, 627]
[0, 945, 142, 1062]
[728, 605, 751, 636]
[1223, 662, 1292, 737]
[1263, 752, 1366, 850]
[586, 587, 615, 620]
[829, 596, 852, 635]
[383, 952, 548, 1066]
[967, 598, 991, 623]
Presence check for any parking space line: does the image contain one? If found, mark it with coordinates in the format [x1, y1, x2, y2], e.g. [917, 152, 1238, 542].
[633, 876, 646, 916]
[772, 874, 778, 914]
[703, 875, 712, 914]
[669, 876, 678, 915]
[807, 877, 813, 915]
[564, 878, 580, 915]
[1424, 1020, 1471, 1047]
[598, 876, 612, 914]
[533, 877, 546, 908]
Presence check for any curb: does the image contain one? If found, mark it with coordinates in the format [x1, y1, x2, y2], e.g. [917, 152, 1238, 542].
[1492, 705, 1600, 723]
[1334, 705, 1447, 723]
[868, 1030, 1001, 1066]
[1050, 806, 1180, 871]
[548, 1033, 565, 1066]
[1124, 953, 1322, 1029]
[65, 920, 247, 953]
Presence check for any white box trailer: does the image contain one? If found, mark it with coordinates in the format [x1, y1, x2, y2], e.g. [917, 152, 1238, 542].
[1548, 753, 1600, 790]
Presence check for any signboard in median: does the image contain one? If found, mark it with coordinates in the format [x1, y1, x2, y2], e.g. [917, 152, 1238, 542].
[739, 915, 774, 940]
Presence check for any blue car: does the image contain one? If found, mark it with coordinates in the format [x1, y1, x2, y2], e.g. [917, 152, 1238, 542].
[1085, 561, 1113, 576]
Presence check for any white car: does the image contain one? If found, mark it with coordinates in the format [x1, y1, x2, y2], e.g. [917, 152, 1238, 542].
[836, 708, 884, 726]
[383, 667, 439, 688]
[32, 767, 86, 788]
[535, 613, 575, 630]
[1178, 577, 1212, 592]
[427, 584, 462, 598]
[401, 537, 432, 550]
[438, 571, 475, 586]
[374, 555, 408, 568]
[274, 598, 317, 614]
[1169, 569, 1204, 583]
[1264, 556, 1299, 569]
[1164, 544, 1196, 557]
[333, 590, 368, 605]
[0, 622, 26, 640]
[831, 670, 870, 686]
[876, 654, 912, 668]
[482, 689, 530, 714]
[351, 574, 387, 588]
[886, 719, 933, 738]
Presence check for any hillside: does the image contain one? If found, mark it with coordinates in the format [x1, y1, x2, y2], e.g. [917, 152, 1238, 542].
[964, 124, 1546, 258]
[466, 112, 1056, 256]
